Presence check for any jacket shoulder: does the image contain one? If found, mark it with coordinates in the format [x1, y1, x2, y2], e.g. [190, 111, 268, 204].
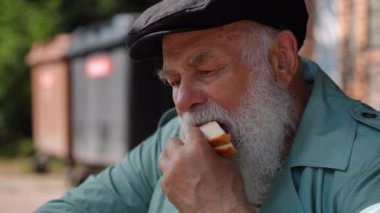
[348, 103, 380, 168]
[350, 103, 380, 131]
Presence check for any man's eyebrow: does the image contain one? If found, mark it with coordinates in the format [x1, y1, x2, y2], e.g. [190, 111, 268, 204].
[156, 68, 173, 81]
[157, 49, 214, 80]
[185, 49, 212, 67]
[156, 68, 165, 81]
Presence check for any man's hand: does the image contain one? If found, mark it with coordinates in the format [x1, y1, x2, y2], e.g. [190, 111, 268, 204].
[159, 122, 253, 213]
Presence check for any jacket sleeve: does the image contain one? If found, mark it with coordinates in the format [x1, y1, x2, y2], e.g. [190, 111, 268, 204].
[35, 109, 179, 213]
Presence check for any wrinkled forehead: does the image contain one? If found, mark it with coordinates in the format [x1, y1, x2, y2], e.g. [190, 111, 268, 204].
[162, 21, 253, 56]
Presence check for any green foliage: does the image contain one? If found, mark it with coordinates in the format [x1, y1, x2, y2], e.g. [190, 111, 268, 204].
[58, 0, 159, 31]
[0, 0, 60, 154]
[0, 137, 34, 157]
[0, 0, 159, 157]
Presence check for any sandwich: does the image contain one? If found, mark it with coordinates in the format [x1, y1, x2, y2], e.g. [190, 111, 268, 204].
[199, 121, 237, 157]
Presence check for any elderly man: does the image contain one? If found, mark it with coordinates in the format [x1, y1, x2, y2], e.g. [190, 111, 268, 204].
[37, 0, 380, 212]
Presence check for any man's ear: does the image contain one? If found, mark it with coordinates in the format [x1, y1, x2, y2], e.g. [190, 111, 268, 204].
[269, 30, 299, 87]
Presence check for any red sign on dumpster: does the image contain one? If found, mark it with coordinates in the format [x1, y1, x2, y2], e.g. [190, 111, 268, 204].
[39, 71, 55, 89]
[85, 54, 113, 79]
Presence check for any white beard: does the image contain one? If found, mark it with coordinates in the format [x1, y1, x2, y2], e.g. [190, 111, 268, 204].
[181, 59, 296, 206]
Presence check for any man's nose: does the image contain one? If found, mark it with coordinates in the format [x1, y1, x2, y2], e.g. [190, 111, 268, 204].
[173, 80, 206, 114]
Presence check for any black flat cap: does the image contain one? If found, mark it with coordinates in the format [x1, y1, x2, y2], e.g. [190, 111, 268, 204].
[126, 0, 308, 61]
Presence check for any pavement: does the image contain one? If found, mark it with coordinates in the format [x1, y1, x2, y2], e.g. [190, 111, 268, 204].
[0, 161, 69, 213]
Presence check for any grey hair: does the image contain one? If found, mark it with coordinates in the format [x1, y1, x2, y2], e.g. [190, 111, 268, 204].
[238, 21, 280, 68]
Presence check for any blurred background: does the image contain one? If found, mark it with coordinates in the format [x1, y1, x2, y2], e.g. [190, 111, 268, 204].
[0, 0, 379, 212]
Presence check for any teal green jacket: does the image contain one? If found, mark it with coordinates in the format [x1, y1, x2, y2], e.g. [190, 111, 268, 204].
[36, 59, 380, 213]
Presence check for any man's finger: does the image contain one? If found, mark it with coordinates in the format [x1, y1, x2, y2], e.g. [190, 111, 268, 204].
[166, 137, 184, 153]
[181, 120, 207, 145]
[159, 137, 184, 172]
[159, 149, 169, 172]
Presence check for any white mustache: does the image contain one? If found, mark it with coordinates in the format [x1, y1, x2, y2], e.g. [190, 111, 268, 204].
[181, 102, 235, 130]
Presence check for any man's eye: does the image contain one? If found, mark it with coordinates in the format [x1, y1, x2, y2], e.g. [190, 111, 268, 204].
[198, 68, 223, 78]
[199, 70, 213, 76]
[168, 80, 181, 87]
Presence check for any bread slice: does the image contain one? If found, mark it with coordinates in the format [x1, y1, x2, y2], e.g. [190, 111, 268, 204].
[199, 121, 236, 157]
[199, 121, 231, 147]
[214, 143, 237, 157]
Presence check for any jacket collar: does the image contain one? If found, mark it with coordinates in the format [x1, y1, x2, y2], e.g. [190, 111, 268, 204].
[286, 58, 360, 171]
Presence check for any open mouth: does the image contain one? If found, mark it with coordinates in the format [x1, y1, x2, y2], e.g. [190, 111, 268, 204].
[218, 122, 230, 133]
[197, 120, 230, 134]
